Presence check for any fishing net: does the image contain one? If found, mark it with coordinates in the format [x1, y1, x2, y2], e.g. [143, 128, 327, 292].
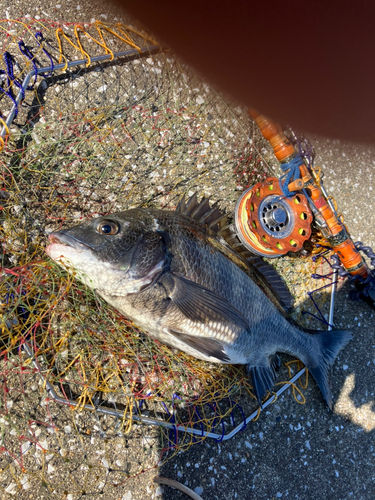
[0, 16, 338, 498]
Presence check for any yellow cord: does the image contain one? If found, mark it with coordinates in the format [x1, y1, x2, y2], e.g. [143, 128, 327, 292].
[55, 27, 90, 67]
[76, 24, 114, 61]
[95, 21, 142, 52]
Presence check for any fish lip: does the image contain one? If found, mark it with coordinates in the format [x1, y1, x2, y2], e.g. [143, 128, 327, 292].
[48, 232, 91, 252]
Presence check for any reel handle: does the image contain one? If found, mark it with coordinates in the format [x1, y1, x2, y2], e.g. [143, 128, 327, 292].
[287, 178, 304, 191]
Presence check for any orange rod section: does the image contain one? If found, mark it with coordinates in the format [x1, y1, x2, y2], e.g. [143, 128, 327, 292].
[249, 110, 368, 279]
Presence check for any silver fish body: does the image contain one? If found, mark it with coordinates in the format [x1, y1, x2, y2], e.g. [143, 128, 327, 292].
[46, 196, 351, 408]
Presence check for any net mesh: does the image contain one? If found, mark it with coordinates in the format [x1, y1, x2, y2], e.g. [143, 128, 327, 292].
[0, 17, 336, 497]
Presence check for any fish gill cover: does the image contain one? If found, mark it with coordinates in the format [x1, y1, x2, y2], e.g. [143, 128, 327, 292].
[0, 16, 335, 498]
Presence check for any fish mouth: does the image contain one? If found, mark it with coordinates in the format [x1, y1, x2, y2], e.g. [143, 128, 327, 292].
[48, 232, 91, 252]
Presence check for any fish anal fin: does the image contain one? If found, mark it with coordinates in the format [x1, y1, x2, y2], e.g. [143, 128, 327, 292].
[270, 354, 281, 376]
[166, 328, 230, 362]
[247, 358, 279, 407]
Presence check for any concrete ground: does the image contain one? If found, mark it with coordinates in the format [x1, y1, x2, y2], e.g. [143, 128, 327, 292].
[1, 1, 374, 499]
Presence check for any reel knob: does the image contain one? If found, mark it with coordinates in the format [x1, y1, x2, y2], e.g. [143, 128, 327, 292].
[263, 206, 287, 227]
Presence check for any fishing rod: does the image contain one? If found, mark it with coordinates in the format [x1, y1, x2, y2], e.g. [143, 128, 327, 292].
[234, 111, 375, 310]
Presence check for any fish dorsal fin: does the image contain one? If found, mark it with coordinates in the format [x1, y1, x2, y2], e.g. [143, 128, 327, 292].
[175, 193, 294, 310]
[175, 193, 228, 233]
[246, 255, 294, 310]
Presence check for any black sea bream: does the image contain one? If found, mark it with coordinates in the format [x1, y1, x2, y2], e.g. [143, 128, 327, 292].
[46, 194, 351, 408]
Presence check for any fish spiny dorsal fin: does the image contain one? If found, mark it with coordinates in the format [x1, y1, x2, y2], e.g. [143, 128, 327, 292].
[176, 193, 227, 234]
[191, 198, 212, 222]
[217, 222, 251, 251]
[175, 194, 187, 213]
[175, 193, 207, 219]
[184, 192, 200, 216]
[209, 215, 229, 233]
[237, 249, 255, 260]
[218, 229, 238, 244]
[199, 207, 224, 226]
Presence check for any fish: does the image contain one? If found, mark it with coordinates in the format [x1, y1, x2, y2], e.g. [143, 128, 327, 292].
[45, 194, 352, 409]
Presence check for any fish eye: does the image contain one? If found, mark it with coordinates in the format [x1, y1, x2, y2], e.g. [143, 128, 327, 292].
[96, 220, 119, 235]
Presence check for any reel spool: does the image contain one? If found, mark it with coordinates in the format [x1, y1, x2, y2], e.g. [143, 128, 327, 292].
[235, 177, 313, 258]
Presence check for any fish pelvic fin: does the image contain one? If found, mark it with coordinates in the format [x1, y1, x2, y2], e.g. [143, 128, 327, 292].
[166, 328, 231, 362]
[305, 330, 352, 410]
[247, 354, 281, 408]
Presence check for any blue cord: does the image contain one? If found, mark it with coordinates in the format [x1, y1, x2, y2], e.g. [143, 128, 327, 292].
[0, 73, 19, 117]
[279, 155, 303, 197]
[18, 41, 38, 90]
[35, 32, 55, 76]
[0, 34, 54, 117]
[0, 52, 21, 117]
[4, 52, 25, 101]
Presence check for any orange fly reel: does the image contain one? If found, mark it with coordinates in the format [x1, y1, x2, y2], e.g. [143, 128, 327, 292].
[235, 177, 313, 258]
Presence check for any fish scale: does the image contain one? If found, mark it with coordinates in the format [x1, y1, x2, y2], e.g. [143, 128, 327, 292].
[166, 227, 269, 329]
[46, 195, 352, 409]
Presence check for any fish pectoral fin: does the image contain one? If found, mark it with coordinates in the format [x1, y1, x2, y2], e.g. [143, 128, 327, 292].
[159, 272, 249, 331]
[247, 356, 280, 407]
[166, 328, 230, 362]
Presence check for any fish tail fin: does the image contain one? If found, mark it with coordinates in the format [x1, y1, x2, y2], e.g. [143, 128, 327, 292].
[304, 330, 352, 410]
